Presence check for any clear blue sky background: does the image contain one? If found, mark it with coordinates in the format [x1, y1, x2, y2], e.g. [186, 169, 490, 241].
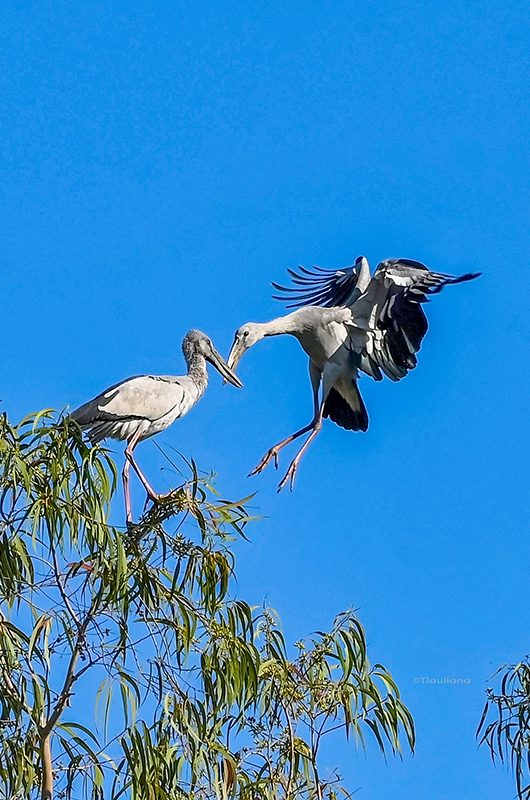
[1, 2, 529, 797]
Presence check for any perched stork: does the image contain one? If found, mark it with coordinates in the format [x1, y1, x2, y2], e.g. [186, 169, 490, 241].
[70, 330, 242, 524]
[227, 256, 479, 491]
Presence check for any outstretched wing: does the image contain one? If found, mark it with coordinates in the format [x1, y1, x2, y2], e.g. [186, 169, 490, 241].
[272, 256, 371, 309]
[349, 258, 480, 381]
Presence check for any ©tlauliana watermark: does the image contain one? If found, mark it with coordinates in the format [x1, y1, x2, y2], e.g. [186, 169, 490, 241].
[413, 676, 471, 686]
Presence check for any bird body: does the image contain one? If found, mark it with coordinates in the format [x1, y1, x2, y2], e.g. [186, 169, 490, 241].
[242, 307, 353, 369]
[71, 373, 207, 445]
[232, 306, 367, 432]
[296, 312, 352, 370]
[228, 256, 480, 490]
[234, 306, 361, 375]
[71, 330, 242, 523]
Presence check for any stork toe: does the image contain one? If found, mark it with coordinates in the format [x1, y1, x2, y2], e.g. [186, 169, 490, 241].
[249, 448, 278, 476]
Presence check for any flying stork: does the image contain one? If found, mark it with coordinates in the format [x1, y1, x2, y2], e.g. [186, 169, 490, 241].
[227, 256, 479, 491]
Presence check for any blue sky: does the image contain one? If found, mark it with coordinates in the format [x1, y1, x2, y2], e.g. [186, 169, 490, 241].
[1, 1, 529, 796]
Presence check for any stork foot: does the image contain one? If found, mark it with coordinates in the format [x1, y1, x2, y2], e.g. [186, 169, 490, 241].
[140, 488, 182, 516]
[157, 488, 182, 503]
[142, 489, 164, 512]
[248, 447, 280, 477]
[277, 460, 299, 493]
[145, 488, 182, 506]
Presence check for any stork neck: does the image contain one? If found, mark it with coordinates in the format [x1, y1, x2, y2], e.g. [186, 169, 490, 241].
[186, 352, 208, 388]
[258, 311, 304, 338]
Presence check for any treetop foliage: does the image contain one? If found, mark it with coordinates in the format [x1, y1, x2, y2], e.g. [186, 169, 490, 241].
[478, 659, 530, 800]
[0, 411, 414, 800]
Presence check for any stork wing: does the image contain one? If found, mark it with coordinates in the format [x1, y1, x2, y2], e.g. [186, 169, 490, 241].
[71, 375, 187, 426]
[349, 258, 480, 381]
[272, 258, 371, 309]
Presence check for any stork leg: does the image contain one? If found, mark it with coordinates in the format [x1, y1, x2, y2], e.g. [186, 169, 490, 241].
[123, 431, 159, 523]
[276, 405, 326, 492]
[277, 363, 339, 493]
[249, 420, 317, 476]
[127, 454, 159, 502]
[122, 456, 133, 525]
[249, 362, 322, 476]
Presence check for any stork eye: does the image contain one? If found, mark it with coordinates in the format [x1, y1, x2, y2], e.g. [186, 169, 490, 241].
[243, 331, 250, 338]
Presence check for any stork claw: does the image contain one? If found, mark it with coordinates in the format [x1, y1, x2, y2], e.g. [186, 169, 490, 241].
[141, 489, 181, 514]
[248, 447, 279, 477]
[277, 461, 298, 493]
[155, 488, 182, 503]
[249, 422, 318, 480]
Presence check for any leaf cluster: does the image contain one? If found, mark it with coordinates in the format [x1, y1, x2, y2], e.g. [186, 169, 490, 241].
[478, 659, 530, 800]
[0, 411, 414, 800]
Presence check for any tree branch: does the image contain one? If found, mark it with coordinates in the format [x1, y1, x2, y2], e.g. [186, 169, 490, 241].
[49, 539, 80, 628]
[42, 594, 98, 736]
[281, 699, 295, 800]
[40, 730, 53, 800]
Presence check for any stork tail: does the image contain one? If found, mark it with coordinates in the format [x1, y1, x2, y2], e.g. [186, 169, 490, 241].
[323, 383, 369, 432]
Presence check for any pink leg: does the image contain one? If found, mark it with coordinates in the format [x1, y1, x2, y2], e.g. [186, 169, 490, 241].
[123, 432, 159, 524]
[249, 420, 318, 476]
[126, 451, 159, 501]
[250, 361, 322, 477]
[122, 457, 133, 525]
[277, 407, 325, 493]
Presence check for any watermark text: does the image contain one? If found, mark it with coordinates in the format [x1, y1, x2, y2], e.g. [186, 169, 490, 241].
[413, 676, 471, 686]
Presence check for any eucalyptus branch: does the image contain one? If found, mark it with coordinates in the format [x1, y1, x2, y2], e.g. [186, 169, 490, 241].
[42, 602, 95, 736]
[49, 540, 80, 629]
[281, 699, 296, 800]
[314, 710, 331, 754]
[40, 729, 53, 800]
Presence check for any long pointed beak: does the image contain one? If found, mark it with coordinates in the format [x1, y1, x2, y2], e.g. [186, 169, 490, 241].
[207, 346, 243, 388]
[227, 337, 244, 371]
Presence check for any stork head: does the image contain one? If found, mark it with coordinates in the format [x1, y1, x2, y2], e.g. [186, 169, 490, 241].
[183, 330, 243, 388]
[227, 323, 264, 370]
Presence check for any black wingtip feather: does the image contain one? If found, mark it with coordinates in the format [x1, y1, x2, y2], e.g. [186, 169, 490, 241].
[456, 271, 481, 283]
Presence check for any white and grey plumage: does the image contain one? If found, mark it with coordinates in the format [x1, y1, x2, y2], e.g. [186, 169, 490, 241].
[227, 256, 480, 491]
[71, 330, 242, 524]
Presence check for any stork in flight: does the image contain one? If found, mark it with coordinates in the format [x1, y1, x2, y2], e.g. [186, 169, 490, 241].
[227, 256, 479, 491]
[70, 330, 242, 524]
